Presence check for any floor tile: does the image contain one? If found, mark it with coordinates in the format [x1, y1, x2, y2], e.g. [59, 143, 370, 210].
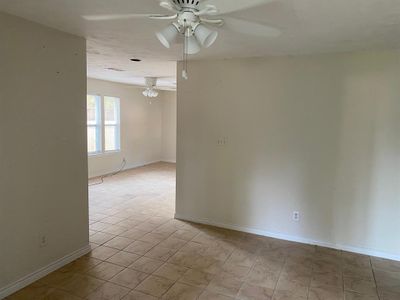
[161, 282, 203, 299]
[221, 262, 251, 280]
[139, 232, 169, 244]
[308, 285, 344, 300]
[124, 241, 157, 255]
[106, 251, 141, 267]
[88, 245, 120, 261]
[371, 257, 400, 272]
[58, 273, 105, 298]
[198, 290, 235, 300]
[378, 289, 400, 300]
[158, 237, 187, 250]
[135, 275, 175, 297]
[119, 228, 148, 240]
[109, 268, 148, 289]
[311, 272, 343, 288]
[101, 224, 128, 235]
[7, 284, 55, 300]
[59, 257, 102, 274]
[179, 269, 214, 288]
[345, 291, 379, 300]
[129, 257, 165, 274]
[104, 237, 135, 250]
[245, 265, 280, 288]
[86, 261, 125, 280]
[86, 282, 130, 299]
[344, 277, 378, 296]
[144, 245, 178, 261]
[207, 272, 244, 297]
[238, 282, 274, 300]
[273, 277, 309, 299]
[272, 289, 308, 300]
[122, 290, 158, 300]
[45, 289, 84, 300]
[90, 232, 116, 245]
[171, 229, 199, 241]
[343, 265, 374, 280]
[154, 263, 189, 281]
[167, 251, 196, 268]
[12, 164, 400, 300]
[39, 271, 76, 288]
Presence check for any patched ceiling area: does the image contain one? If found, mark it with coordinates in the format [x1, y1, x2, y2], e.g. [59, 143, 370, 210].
[1, 0, 400, 90]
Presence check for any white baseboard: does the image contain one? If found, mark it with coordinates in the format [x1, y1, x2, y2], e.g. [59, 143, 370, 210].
[161, 160, 176, 164]
[0, 244, 91, 299]
[88, 160, 162, 179]
[175, 213, 400, 262]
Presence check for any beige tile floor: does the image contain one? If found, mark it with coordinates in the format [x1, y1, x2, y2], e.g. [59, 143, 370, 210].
[7, 162, 400, 299]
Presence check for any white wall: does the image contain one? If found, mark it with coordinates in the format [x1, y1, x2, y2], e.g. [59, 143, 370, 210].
[162, 91, 177, 163]
[176, 51, 400, 260]
[0, 12, 88, 294]
[87, 78, 176, 178]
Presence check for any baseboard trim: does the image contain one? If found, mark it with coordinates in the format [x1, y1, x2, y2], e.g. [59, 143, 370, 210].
[0, 244, 91, 299]
[161, 160, 176, 164]
[88, 160, 162, 179]
[175, 213, 400, 262]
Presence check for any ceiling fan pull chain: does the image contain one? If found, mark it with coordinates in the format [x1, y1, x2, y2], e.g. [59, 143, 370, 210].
[182, 21, 189, 80]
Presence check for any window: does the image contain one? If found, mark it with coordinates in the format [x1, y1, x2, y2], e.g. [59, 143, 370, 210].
[87, 95, 101, 154]
[87, 95, 120, 155]
[104, 96, 120, 152]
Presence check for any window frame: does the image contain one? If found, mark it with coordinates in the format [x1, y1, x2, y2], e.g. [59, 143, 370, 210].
[87, 95, 102, 155]
[103, 95, 121, 154]
[87, 94, 121, 156]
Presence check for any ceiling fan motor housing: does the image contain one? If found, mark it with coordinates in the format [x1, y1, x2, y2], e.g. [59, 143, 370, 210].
[145, 77, 158, 88]
[172, 0, 201, 10]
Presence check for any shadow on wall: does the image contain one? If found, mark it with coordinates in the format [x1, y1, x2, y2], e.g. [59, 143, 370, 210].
[332, 61, 400, 253]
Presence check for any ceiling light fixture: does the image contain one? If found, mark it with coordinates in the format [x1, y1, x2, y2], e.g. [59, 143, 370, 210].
[155, 3, 220, 79]
[142, 77, 159, 99]
[84, 0, 282, 80]
[156, 23, 180, 48]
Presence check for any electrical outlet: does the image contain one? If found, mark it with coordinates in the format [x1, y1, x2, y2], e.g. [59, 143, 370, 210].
[217, 137, 228, 146]
[293, 211, 300, 222]
[39, 235, 47, 248]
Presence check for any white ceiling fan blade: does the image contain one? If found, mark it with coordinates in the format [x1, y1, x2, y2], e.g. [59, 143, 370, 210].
[159, 0, 180, 13]
[83, 14, 173, 21]
[202, 0, 277, 15]
[201, 18, 224, 26]
[224, 17, 281, 37]
[150, 14, 178, 20]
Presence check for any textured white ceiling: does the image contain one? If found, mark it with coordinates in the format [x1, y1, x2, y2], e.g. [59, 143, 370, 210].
[2, 0, 400, 89]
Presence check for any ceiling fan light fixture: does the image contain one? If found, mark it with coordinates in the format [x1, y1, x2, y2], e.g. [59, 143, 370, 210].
[156, 23, 180, 48]
[194, 24, 218, 48]
[185, 35, 201, 54]
[143, 88, 159, 98]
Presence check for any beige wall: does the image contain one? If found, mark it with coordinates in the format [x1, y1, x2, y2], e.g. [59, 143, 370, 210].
[0, 12, 88, 292]
[87, 79, 161, 178]
[87, 79, 176, 178]
[162, 92, 177, 163]
[176, 51, 400, 259]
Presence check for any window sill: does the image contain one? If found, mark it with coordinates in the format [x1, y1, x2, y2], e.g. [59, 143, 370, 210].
[88, 150, 121, 157]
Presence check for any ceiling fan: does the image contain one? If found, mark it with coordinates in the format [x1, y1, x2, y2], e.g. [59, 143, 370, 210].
[142, 77, 159, 98]
[84, 0, 280, 79]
